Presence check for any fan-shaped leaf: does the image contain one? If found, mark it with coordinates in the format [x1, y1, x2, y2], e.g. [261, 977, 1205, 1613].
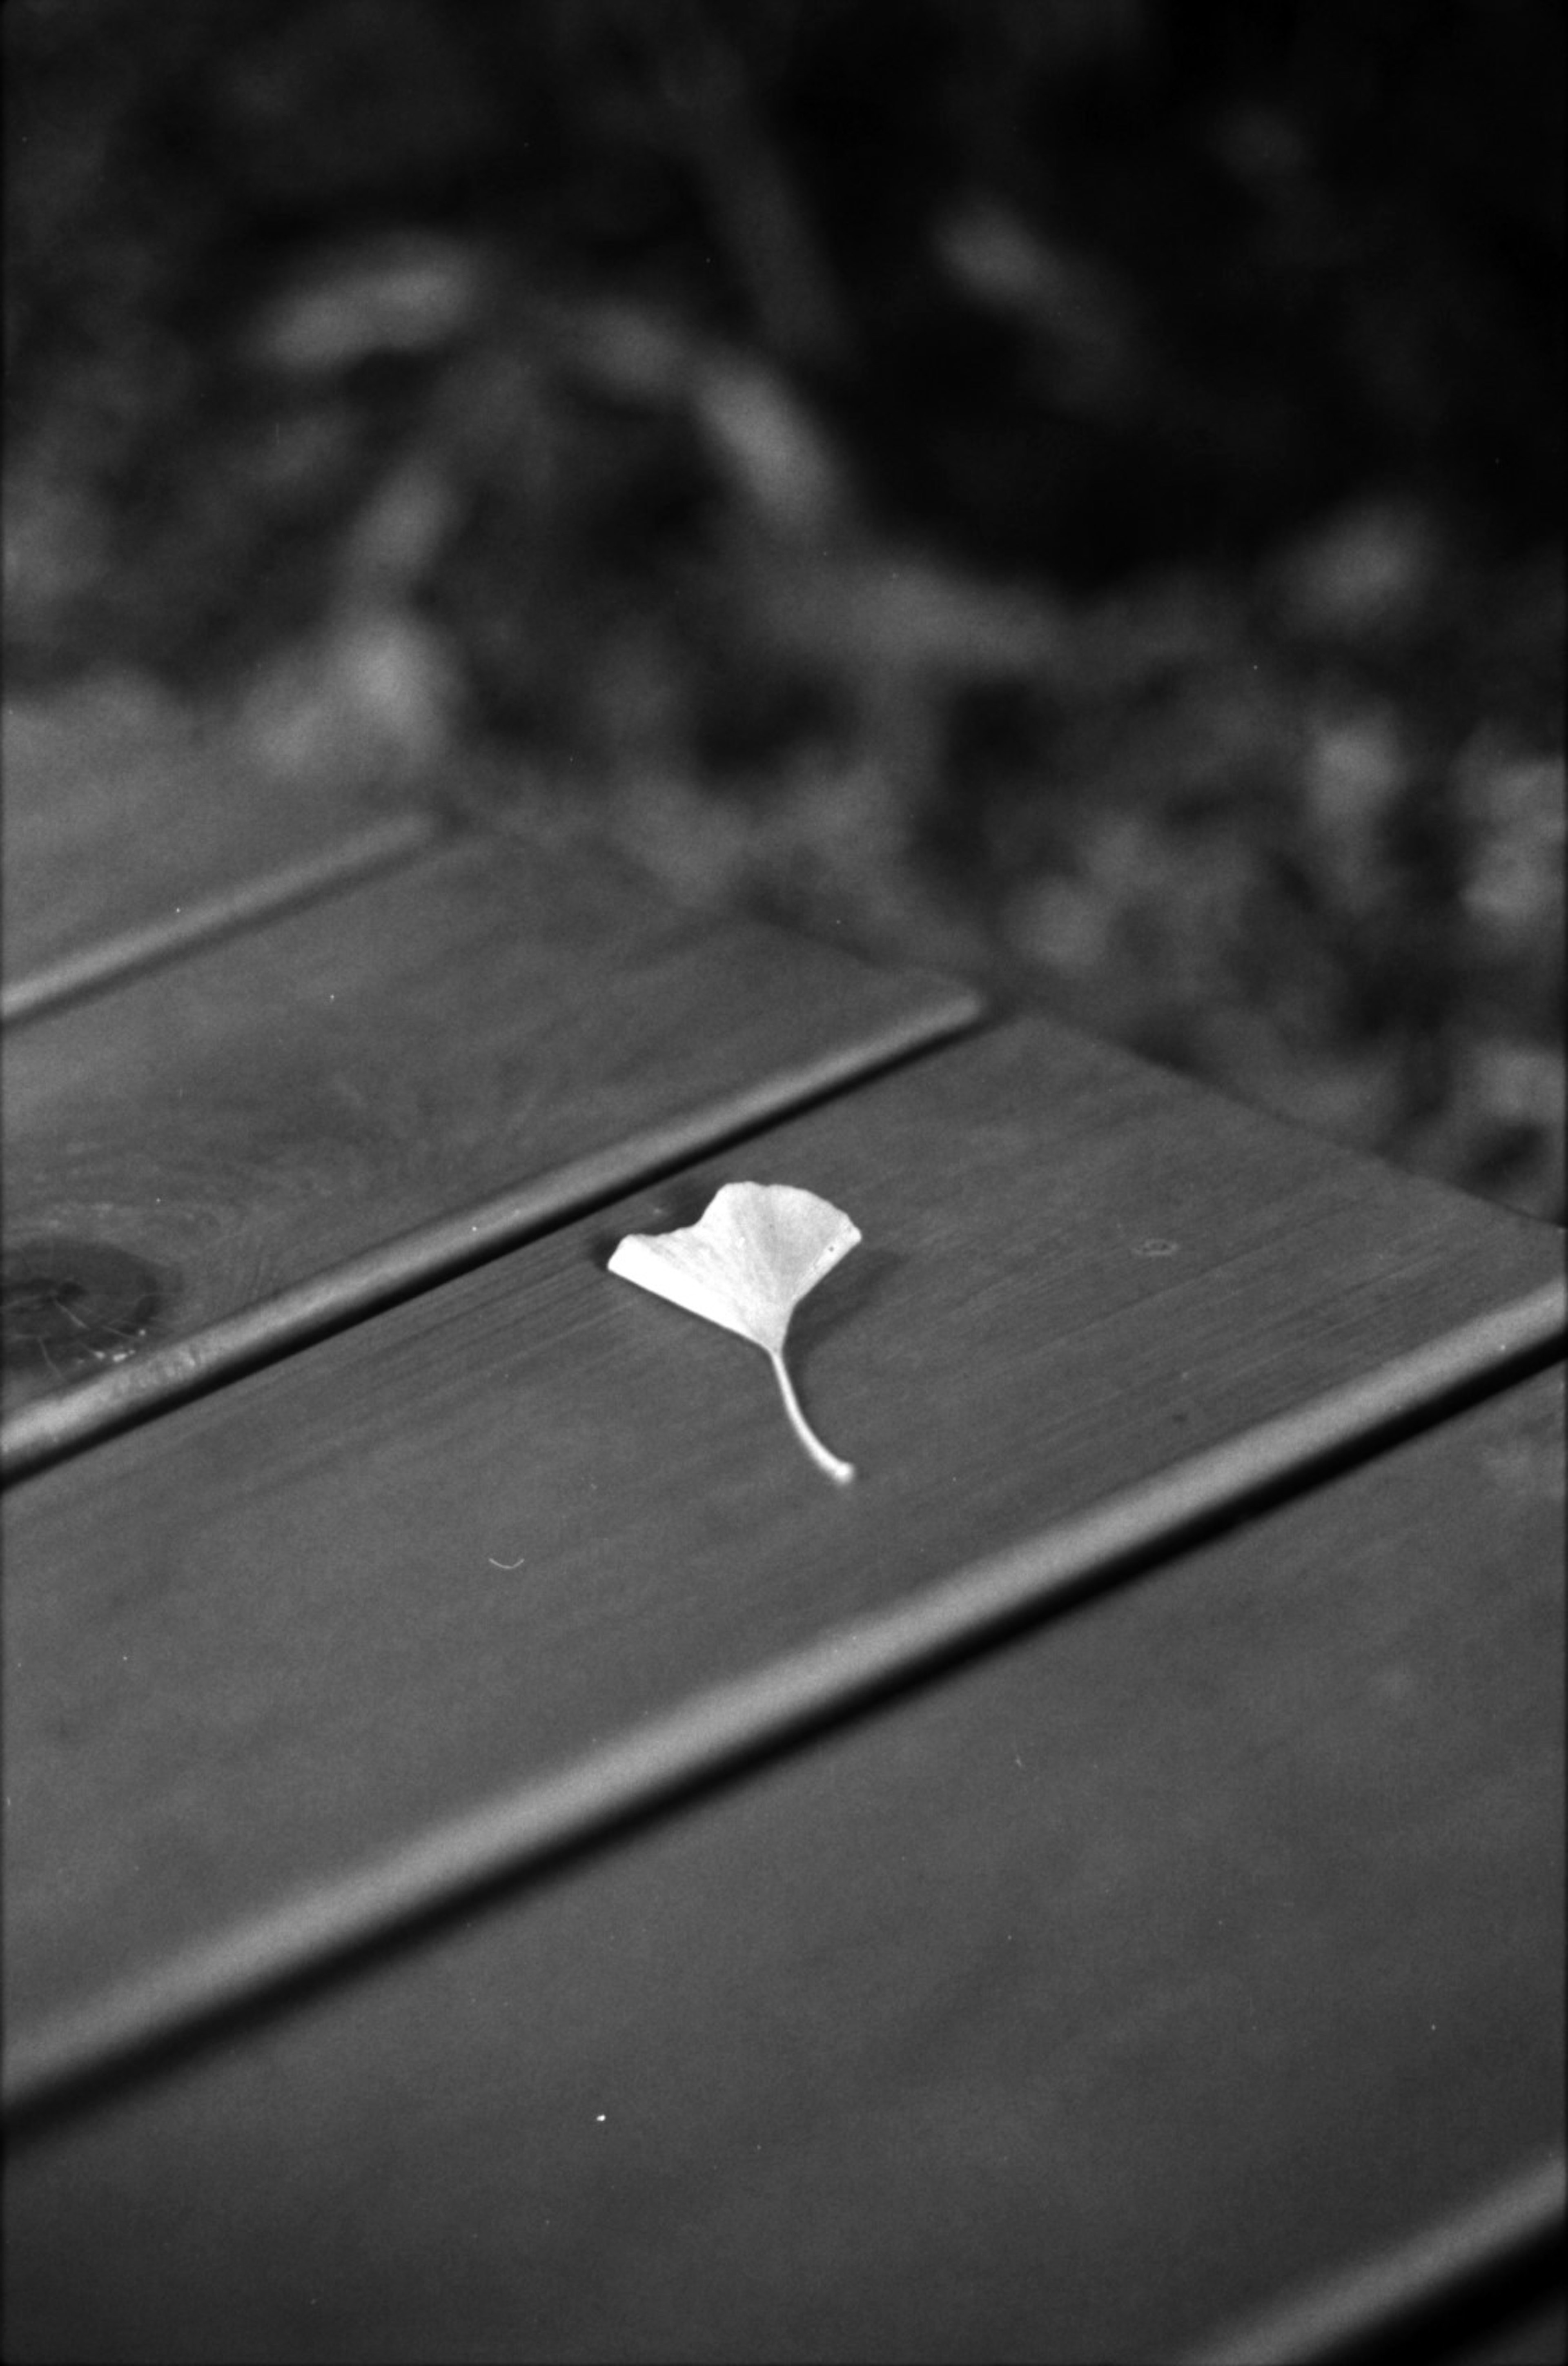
[609, 1182, 860, 1482]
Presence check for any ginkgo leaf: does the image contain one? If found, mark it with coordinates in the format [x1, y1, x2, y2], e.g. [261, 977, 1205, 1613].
[608, 1182, 861, 1483]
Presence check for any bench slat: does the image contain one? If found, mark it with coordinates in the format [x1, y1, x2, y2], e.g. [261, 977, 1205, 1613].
[7, 1369, 1561, 2364]
[1, 696, 441, 1019]
[2, 831, 979, 1463]
[5, 1015, 1560, 2103]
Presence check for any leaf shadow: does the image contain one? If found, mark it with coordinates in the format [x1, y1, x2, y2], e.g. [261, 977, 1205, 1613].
[789, 1243, 903, 1372]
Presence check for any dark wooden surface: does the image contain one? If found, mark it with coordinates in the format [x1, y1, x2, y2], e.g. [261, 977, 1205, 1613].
[5, 753, 1562, 2360]
[0, 695, 441, 1020]
[6, 1369, 1560, 2365]
[5, 1014, 1561, 2112]
[2, 830, 978, 1463]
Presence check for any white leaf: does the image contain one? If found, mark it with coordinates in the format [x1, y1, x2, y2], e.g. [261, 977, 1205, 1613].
[609, 1182, 861, 1483]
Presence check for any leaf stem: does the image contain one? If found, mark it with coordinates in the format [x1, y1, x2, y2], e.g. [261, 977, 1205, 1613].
[768, 1348, 855, 1485]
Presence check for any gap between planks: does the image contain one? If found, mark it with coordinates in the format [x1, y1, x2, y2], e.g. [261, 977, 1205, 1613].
[1183, 2152, 1565, 2366]
[5, 1279, 1562, 2134]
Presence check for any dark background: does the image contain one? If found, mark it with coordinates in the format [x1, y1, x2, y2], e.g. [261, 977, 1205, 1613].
[6, 0, 1562, 1216]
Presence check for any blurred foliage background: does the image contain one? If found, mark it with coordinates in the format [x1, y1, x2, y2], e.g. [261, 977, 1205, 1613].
[6, 0, 1563, 1216]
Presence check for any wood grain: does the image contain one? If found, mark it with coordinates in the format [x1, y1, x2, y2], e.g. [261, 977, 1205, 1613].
[0, 693, 441, 1020]
[2, 831, 980, 1461]
[5, 1370, 1561, 2365]
[4, 1016, 1561, 2110]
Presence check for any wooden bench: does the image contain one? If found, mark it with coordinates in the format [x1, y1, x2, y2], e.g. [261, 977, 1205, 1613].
[3, 713, 1563, 2364]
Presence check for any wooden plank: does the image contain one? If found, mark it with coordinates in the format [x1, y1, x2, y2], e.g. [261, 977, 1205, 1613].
[2, 831, 981, 1464]
[4, 1017, 1561, 2113]
[4, 1370, 1561, 2365]
[0, 692, 441, 1021]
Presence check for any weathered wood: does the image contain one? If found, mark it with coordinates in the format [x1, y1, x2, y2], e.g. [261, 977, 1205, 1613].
[0, 694, 441, 1020]
[4, 1016, 1561, 2109]
[2, 831, 980, 1463]
[5, 1370, 1561, 2365]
